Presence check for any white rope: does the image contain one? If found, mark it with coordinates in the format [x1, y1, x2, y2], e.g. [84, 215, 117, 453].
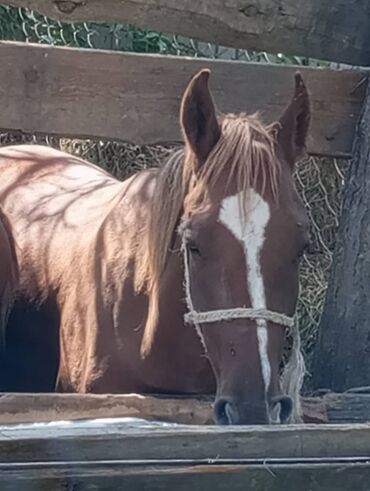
[281, 317, 306, 423]
[181, 237, 206, 349]
[185, 308, 294, 328]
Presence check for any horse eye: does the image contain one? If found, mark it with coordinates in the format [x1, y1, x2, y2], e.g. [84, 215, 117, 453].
[187, 242, 201, 256]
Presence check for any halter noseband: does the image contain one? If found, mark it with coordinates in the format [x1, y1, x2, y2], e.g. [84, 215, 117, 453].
[184, 308, 294, 328]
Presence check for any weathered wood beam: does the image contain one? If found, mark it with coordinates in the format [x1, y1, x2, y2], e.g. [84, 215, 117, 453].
[0, 420, 369, 460]
[0, 393, 214, 425]
[0, 391, 369, 426]
[0, 41, 365, 157]
[1, 419, 370, 489]
[3, 1, 370, 66]
[1, 408, 369, 489]
[2, 461, 370, 491]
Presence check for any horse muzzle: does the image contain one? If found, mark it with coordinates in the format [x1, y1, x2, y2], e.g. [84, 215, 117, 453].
[213, 395, 293, 425]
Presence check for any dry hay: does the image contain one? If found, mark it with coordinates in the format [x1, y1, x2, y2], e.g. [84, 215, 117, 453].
[294, 157, 348, 371]
[0, 132, 347, 367]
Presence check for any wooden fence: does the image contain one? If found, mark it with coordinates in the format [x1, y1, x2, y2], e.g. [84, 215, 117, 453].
[0, 0, 369, 421]
[0, 2, 370, 489]
[4, 0, 370, 65]
[1, 391, 370, 425]
[0, 40, 365, 157]
[1, 421, 370, 490]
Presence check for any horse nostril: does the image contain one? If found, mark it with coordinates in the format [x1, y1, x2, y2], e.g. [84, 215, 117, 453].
[213, 398, 239, 425]
[271, 395, 293, 423]
[213, 399, 229, 425]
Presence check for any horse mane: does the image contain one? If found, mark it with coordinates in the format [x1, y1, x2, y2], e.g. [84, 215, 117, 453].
[137, 112, 279, 356]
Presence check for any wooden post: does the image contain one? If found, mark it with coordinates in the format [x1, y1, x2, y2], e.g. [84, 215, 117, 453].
[312, 75, 370, 391]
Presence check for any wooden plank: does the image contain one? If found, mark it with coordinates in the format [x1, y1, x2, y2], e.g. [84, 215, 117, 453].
[325, 391, 370, 423]
[0, 393, 215, 425]
[1, 391, 370, 426]
[0, 41, 365, 157]
[0, 392, 327, 426]
[1, 462, 370, 491]
[0, 422, 369, 462]
[4, 1, 370, 66]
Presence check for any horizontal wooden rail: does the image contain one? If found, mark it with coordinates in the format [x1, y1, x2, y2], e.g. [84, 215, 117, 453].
[1, 461, 370, 490]
[0, 420, 370, 489]
[0, 393, 214, 425]
[0, 391, 369, 425]
[4, 0, 370, 66]
[0, 421, 369, 460]
[0, 41, 365, 157]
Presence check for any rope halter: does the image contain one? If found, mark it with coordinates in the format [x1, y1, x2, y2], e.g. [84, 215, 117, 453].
[184, 308, 294, 328]
[181, 237, 294, 329]
[181, 237, 304, 423]
[181, 225, 305, 423]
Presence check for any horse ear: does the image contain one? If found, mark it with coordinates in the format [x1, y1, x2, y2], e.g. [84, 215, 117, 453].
[277, 72, 310, 168]
[180, 69, 221, 166]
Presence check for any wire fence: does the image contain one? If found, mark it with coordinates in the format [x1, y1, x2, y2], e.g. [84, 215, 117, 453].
[0, 5, 348, 372]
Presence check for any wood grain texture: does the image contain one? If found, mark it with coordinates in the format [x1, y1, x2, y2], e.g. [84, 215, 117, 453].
[325, 391, 370, 423]
[0, 392, 369, 426]
[0, 422, 369, 461]
[313, 77, 370, 390]
[1, 462, 370, 491]
[0, 393, 214, 425]
[3, 0, 370, 66]
[0, 410, 369, 489]
[0, 41, 365, 157]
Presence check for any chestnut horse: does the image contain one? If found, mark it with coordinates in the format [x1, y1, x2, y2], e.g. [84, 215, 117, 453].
[0, 70, 310, 424]
[0, 209, 18, 336]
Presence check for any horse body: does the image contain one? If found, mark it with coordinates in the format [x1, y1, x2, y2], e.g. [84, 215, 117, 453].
[0, 208, 18, 336]
[0, 207, 18, 391]
[0, 145, 214, 394]
[0, 70, 311, 424]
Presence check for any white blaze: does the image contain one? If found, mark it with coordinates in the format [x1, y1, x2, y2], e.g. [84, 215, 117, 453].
[219, 190, 271, 392]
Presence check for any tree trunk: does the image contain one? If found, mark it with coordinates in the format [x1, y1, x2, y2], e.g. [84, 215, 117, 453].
[312, 76, 370, 391]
